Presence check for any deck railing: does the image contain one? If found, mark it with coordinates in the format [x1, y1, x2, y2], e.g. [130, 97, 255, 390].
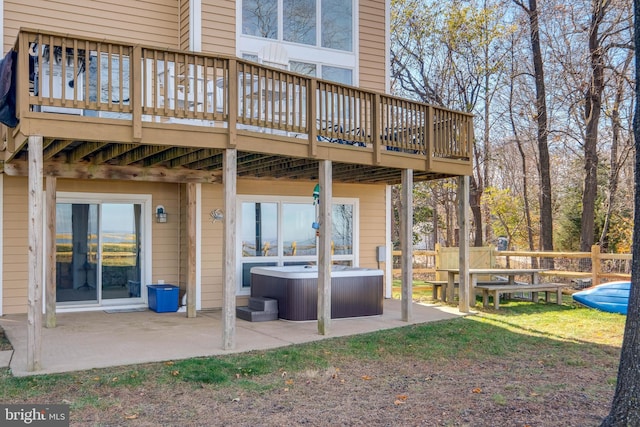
[12, 29, 473, 166]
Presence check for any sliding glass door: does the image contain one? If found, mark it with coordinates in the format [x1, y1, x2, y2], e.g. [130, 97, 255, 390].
[101, 203, 142, 301]
[56, 199, 144, 306]
[55, 203, 99, 303]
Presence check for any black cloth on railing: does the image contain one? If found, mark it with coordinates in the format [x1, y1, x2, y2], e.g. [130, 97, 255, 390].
[0, 49, 18, 127]
[316, 123, 367, 147]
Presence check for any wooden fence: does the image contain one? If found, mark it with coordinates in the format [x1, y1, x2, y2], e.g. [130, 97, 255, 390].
[392, 244, 631, 287]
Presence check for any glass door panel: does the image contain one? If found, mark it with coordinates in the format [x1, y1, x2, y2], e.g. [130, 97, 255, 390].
[282, 203, 316, 256]
[56, 203, 99, 303]
[240, 202, 278, 291]
[101, 203, 142, 300]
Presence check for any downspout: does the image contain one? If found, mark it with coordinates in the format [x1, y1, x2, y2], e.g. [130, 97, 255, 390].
[385, 184, 392, 298]
[190, 0, 202, 52]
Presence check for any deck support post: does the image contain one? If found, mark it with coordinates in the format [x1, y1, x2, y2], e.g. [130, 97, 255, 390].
[317, 160, 332, 335]
[186, 182, 197, 318]
[400, 168, 413, 322]
[222, 148, 237, 349]
[45, 176, 57, 328]
[27, 135, 43, 371]
[458, 175, 470, 313]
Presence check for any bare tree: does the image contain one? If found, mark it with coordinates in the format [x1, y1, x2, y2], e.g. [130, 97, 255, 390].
[391, 0, 511, 247]
[580, 0, 610, 252]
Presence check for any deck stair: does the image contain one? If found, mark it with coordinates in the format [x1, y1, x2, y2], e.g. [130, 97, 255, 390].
[236, 297, 279, 322]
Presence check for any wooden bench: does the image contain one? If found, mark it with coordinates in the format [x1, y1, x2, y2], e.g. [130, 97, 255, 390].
[475, 283, 565, 309]
[428, 280, 509, 302]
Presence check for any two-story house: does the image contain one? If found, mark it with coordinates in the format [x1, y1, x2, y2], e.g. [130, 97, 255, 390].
[0, 0, 473, 371]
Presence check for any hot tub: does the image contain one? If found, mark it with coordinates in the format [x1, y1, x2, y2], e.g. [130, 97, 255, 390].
[250, 265, 384, 321]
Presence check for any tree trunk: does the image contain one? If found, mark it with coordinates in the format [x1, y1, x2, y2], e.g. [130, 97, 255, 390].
[470, 177, 483, 247]
[432, 188, 439, 249]
[580, 1, 608, 252]
[600, 1, 640, 423]
[520, 0, 553, 258]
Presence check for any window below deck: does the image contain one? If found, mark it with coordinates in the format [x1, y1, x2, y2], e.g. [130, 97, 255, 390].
[237, 195, 358, 295]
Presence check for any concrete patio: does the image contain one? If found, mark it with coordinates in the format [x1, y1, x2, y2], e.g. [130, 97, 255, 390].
[0, 299, 465, 376]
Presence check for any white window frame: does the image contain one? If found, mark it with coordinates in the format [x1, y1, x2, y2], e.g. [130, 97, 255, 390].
[237, 0, 359, 86]
[54, 192, 153, 311]
[236, 194, 359, 295]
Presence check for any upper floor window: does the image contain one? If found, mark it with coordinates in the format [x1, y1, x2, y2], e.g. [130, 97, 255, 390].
[242, 0, 278, 39]
[242, 0, 354, 53]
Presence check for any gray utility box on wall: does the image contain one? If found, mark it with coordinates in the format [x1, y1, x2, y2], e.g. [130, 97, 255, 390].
[376, 246, 386, 262]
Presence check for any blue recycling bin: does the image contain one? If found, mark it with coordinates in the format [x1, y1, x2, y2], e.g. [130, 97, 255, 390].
[147, 284, 179, 313]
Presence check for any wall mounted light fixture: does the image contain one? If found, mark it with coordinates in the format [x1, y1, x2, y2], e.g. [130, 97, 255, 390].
[156, 205, 167, 223]
[210, 209, 224, 222]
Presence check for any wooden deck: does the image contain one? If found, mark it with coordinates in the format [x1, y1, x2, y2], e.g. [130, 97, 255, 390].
[1, 29, 474, 184]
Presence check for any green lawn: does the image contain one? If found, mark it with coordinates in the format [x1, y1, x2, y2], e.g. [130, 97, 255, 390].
[1, 296, 624, 392]
[0, 289, 625, 425]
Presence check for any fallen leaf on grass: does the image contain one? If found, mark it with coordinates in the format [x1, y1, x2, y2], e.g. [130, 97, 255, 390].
[231, 397, 240, 403]
[394, 400, 405, 405]
[361, 375, 373, 381]
[165, 361, 174, 366]
[124, 414, 138, 420]
[285, 379, 294, 385]
[472, 388, 482, 394]
[171, 370, 180, 376]
[396, 395, 408, 401]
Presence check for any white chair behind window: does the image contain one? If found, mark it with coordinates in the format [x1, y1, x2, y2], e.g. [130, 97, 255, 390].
[255, 43, 292, 125]
[257, 43, 289, 70]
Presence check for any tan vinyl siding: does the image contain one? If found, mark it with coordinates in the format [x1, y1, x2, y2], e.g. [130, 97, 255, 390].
[179, 0, 191, 51]
[200, 183, 223, 308]
[2, 177, 181, 314]
[4, 0, 179, 52]
[2, 177, 28, 315]
[358, 0, 386, 92]
[201, 0, 236, 56]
